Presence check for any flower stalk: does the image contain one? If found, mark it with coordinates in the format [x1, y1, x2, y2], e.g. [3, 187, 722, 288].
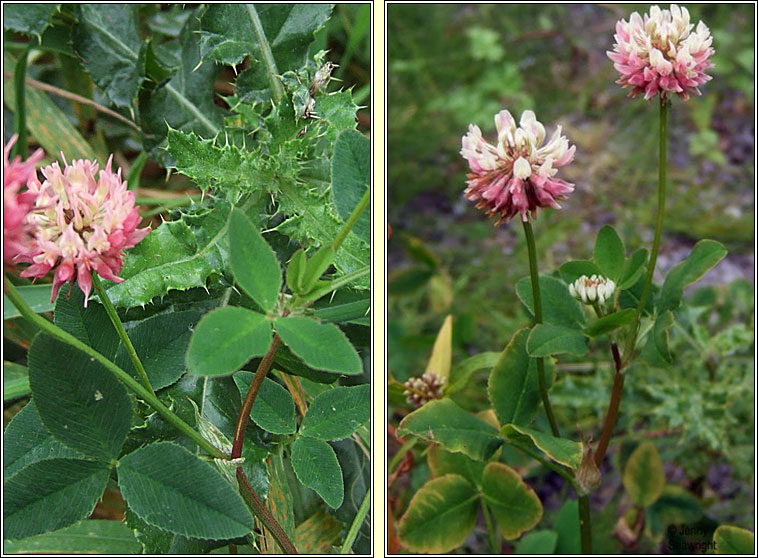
[92, 273, 154, 396]
[522, 220, 560, 437]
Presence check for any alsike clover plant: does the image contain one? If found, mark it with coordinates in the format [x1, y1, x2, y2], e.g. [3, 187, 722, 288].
[4, 4, 370, 555]
[391, 4, 752, 555]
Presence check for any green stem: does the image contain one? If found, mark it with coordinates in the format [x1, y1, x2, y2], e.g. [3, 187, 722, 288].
[333, 187, 370, 252]
[12, 46, 30, 159]
[4, 275, 222, 459]
[245, 4, 284, 103]
[522, 219, 560, 437]
[92, 274, 154, 395]
[126, 151, 147, 191]
[340, 488, 370, 554]
[633, 97, 668, 334]
[480, 500, 500, 554]
[578, 495, 593, 554]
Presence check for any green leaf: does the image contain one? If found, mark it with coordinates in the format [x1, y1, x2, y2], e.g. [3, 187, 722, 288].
[427, 444, 485, 488]
[273, 345, 341, 384]
[489, 329, 555, 427]
[658, 240, 727, 312]
[4, 52, 98, 162]
[397, 399, 502, 461]
[593, 225, 625, 281]
[447, 351, 500, 395]
[286, 249, 307, 294]
[559, 260, 603, 286]
[3, 4, 59, 37]
[649, 485, 702, 526]
[229, 208, 282, 312]
[28, 334, 131, 462]
[4, 401, 83, 478]
[3, 520, 140, 554]
[186, 307, 273, 376]
[331, 438, 370, 540]
[584, 308, 636, 337]
[115, 310, 203, 390]
[299, 384, 370, 441]
[3, 459, 111, 540]
[139, 6, 223, 160]
[641, 310, 674, 367]
[516, 274, 585, 328]
[501, 424, 583, 470]
[514, 530, 558, 554]
[290, 437, 344, 509]
[274, 316, 362, 375]
[397, 474, 478, 553]
[202, 4, 332, 103]
[54, 286, 120, 359]
[301, 244, 335, 294]
[553, 500, 581, 554]
[312, 292, 369, 324]
[618, 248, 648, 290]
[714, 525, 755, 554]
[117, 442, 254, 539]
[124, 506, 220, 555]
[234, 373, 296, 435]
[104, 201, 241, 308]
[527, 323, 589, 357]
[4, 361, 30, 401]
[332, 129, 370, 244]
[3, 284, 54, 320]
[623, 441, 664, 508]
[482, 462, 543, 539]
[72, 5, 142, 107]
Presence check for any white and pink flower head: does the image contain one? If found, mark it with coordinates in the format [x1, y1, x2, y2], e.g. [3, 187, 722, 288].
[607, 4, 715, 101]
[18, 154, 150, 306]
[4, 136, 45, 264]
[461, 109, 576, 225]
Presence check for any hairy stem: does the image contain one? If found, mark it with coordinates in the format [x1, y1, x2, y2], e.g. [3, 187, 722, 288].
[92, 274, 154, 395]
[522, 220, 560, 437]
[231, 335, 282, 460]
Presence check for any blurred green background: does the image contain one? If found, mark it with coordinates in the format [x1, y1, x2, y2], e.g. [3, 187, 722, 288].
[387, 4, 754, 550]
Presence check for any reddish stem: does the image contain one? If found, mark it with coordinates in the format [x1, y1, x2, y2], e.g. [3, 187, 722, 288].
[594, 342, 625, 466]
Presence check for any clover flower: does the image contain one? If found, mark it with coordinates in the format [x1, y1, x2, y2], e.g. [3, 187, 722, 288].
[403, 371, 446, 408]
[4, 136, 45, 263]
[569, 274, 616, 305]
[461, 110, 575, 224]
[18, 154, 150, 306]
[607, 4, 715, 101]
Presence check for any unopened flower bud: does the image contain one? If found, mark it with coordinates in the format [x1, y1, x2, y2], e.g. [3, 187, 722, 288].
[403, 371, 446, 408]
[570, 274, 616, 305]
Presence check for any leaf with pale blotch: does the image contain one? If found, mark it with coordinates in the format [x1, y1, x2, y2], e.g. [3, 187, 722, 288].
[623, 441, 664, 508]
[482, 462, 543, 539]
[501, 424, 583, 470]
[398, 399, 502, 461]
[397, 474, 479, 553]
[427, 444, 485, 488]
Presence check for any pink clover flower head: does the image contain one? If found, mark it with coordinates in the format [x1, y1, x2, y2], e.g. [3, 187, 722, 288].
[607, 4, 715, 101]
[19, 154, 150, 306]
[4, 135, 45, 263]
[461, 109, 576, 224]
